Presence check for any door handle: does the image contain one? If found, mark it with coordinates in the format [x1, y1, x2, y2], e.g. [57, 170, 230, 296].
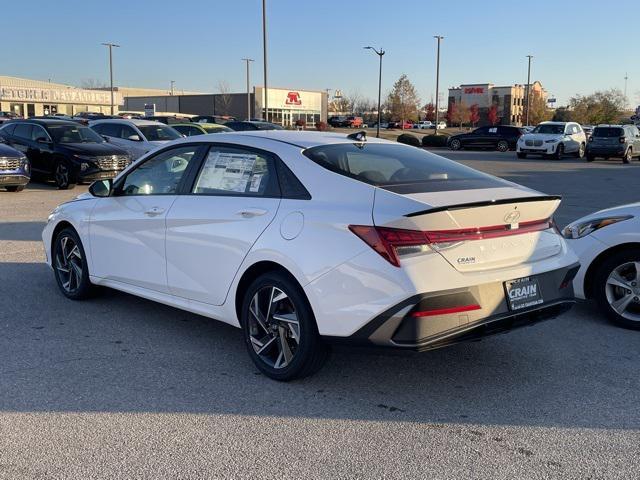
[144, 207, 165, 217]
[236, 208, 268, 218]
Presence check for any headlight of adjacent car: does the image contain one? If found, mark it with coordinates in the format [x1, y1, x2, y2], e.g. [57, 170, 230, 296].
[562, 215, 633, 239]
[47, 206, 61, 224]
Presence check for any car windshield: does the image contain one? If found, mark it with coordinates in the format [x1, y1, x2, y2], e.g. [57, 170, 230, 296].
[592, 127, 623, 137]
[48, 125, 105, 144]
[137, 125, 181, 141]
[532, 124, 565, 134]
[304, 143, 507, 193]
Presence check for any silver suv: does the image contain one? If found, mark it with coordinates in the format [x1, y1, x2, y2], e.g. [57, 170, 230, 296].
[586, 125, 640, 163]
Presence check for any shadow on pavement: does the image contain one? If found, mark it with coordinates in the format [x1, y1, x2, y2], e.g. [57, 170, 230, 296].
[0, 221, 47, 241]
[0, 261, 638, 431]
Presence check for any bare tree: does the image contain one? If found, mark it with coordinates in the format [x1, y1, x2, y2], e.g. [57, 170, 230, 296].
[80, 78, 108, 89]
[217, 80, 233, 115]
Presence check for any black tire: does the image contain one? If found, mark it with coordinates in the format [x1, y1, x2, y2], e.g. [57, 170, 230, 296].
[52, 227, 96, 300]
[516, 152, 527, 159]
[592, 248, 640, 330]
[586, 155, 595, 162]
[553, 143, 564, 160]
[5, 185, 25, 192]
[54, 158, 76, 190]
[240, 271, 328, 381]
[496, 140, 509, 152]
[449, 138, 462, 150]
[574, 143, 585, 158]
[623, 148, 632, 164]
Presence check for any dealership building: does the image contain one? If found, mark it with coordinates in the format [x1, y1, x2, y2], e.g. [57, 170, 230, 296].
[448, 81, 547, 126]
[0, 76, 125, 117]
[123, 86, 328, 127]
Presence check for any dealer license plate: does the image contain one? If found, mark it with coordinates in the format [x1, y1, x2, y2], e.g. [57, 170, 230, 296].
[505, 276, 543, 311]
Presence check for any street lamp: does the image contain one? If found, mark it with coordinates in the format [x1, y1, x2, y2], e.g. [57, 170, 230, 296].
[101, 42, 120, 115]
[364, 46, 385, 138]
[525, 55, 533, 126]
[242, 58, 255, 120]
[433, 36, 444, 134]
[262, 0, 269, 122]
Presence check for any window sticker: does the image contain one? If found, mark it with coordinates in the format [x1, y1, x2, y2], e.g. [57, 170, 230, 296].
[196, 151, 257, 193]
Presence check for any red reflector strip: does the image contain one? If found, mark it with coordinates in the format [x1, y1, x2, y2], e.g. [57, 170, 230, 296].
[411, 304, 481, 317]
[424, 218, 552, 243]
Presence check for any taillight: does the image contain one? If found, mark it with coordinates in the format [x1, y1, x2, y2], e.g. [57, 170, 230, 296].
[619, 136, 626, 144]
[349, 219, 553, 267]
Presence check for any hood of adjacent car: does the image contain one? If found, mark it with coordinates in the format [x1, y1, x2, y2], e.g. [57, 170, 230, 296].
[58, 142, 128, 157]
[0, 143, 23, 157]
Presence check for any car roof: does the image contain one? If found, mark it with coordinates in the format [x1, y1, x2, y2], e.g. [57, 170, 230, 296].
[8, 118, 80, 126]
[89, 118, 164, 126]
[539, 121, 571, 126]
[186, 130, 391, 148]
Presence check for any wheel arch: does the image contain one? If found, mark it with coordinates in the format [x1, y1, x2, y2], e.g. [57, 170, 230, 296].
[50, 220, 76, 254]
[234, 260, 306, 323]
[583, 242, 640, 298]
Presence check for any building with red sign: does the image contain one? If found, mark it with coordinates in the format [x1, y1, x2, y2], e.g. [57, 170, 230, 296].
[448, 81, 547, 126]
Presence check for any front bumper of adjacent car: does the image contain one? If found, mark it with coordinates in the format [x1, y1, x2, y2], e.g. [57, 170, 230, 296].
[325, 262, 579, 351]
[517, 142, 560, 155]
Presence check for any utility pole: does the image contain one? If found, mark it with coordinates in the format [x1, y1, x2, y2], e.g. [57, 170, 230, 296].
[101, 42, 120, 115]
[525, 55, 533, 126]
[364, 46, 385, 138]
[242, 58, 254, 120]
[624, 72, 629, 109]
[170, 80, 175, 96]
[434, 36, 444, 134]
[262, 0, 268, 122]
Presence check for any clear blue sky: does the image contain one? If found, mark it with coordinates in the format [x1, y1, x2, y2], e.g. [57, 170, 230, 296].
[3, 0, 639, 106]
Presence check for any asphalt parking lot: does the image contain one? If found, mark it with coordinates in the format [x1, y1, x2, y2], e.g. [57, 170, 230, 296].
[1, 150, 639, 479]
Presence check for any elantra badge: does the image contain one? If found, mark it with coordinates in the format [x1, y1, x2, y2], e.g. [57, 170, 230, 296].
[457, 256, 476, 264]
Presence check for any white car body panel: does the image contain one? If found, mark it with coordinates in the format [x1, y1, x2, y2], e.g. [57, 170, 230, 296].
[42, 131, 579, 340]
[564, 203, 640, 299]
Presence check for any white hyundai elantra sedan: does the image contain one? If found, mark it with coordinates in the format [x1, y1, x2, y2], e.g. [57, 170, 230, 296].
[43, 130, 579, 380]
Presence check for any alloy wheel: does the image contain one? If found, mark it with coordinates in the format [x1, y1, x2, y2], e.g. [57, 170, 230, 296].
[450, 139, 461, 150]
[605, 261, 640, 323]
[55, 235, 83, 294]
[55, 162, 69, 188]
[497, 141, 509, 152]
[247, 286, 300, 369]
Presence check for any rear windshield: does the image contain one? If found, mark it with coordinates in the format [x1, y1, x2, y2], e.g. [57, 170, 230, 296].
[593, 127, 623, 137]
[138, 125, 181, 141]
[303, 143, 508, 193]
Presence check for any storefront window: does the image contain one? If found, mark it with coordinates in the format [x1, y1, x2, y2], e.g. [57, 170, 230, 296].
[27, 104, 35, 118]
[10, 103, 24, 117]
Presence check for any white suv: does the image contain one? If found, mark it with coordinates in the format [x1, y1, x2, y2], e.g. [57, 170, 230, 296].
[90, 119, 182, 160]
[517, 121, 586, 159]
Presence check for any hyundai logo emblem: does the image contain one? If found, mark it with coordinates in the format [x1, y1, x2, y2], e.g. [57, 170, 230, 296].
[504, 210, 521, 224]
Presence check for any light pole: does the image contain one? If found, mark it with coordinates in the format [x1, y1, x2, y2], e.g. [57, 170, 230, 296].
[242, 58, 254, 120]
[364, 46, 385, 138]
[262, 0, 268, 122]
[433, 36, 444, 134]
[101, 42, 120, 115]
[525, 55, 533, 126]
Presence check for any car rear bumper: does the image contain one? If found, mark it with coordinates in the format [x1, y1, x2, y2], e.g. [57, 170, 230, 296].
[586, 146, 626, 156]
[325, 262, 579, 351]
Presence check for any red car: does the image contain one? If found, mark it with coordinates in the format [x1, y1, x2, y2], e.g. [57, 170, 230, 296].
[388, 120, 413, 130]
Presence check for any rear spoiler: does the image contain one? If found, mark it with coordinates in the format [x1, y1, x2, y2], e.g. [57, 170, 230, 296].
[405, 195, 562, 217]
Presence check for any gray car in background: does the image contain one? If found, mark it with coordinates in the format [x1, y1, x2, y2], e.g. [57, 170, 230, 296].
[89, 119, 182, 160]
[586, 124, 640, 163]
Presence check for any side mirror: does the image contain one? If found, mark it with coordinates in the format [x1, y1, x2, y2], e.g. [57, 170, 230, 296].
[36, 137, 51, 144]
[127, 134, 141, 141]
[89, 179, 112, 197]
[101, 135, 110, 142]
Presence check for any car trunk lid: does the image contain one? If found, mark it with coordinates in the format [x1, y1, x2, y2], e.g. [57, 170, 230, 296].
[373, 187, 563, 272]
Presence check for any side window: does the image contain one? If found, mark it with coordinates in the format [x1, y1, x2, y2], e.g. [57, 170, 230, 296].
[192, 146, 280, 197]
[99, 123, 119, 137]
[31, 125, 50, 141]
[474, 127, 489, 134]
[1, 124, 16, 135]
[120, 125, 139, 140]
[14, 124, 33, 140]
[119, 145, 199, 196]
[188, 127, 202, 136]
